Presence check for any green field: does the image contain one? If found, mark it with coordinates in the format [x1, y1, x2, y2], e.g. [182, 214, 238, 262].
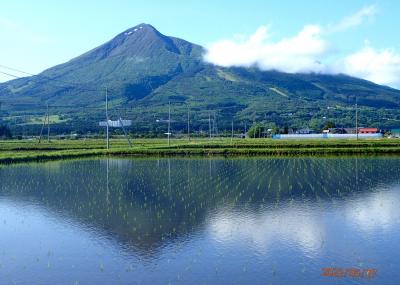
[1, 137, 400, 164]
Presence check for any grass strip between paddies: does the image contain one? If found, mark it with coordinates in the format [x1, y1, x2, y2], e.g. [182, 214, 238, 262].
[2, 140, 400, 164]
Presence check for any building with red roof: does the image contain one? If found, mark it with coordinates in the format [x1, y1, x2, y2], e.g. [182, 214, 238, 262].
[358, 128, 379, 134]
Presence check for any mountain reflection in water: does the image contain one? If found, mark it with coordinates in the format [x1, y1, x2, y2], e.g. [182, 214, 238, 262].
[0, 157, 399, 285]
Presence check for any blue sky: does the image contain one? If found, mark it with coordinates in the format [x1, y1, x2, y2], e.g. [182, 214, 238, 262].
[1, 0, 400, 87]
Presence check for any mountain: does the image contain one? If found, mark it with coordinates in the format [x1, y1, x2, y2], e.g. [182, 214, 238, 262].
[1, 23, 399, 135]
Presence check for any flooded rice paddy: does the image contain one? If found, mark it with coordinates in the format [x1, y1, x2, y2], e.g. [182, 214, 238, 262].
[0, 157, 399, 284]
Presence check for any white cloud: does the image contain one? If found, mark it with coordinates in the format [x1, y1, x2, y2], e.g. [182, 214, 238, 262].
[204, 25, 329, 74]
[208, 205, 325, 255]
[330, 5, 377, 32]
[342, 46, 400, 88]
[345, 187, 400, 232]
[203, 5, 400, 89]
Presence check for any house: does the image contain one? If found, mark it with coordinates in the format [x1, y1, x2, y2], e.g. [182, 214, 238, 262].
[391, 129, 400, 138]
[358, 128, 379, 134]
[344, 128, 357, 134]
[296, 128, 316, 134]
[328, 128, 346, 134]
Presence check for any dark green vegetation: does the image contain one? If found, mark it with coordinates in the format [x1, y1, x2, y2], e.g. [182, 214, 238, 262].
[1, 138, 400, 163]
[1, 23, 400, 135]
[0, 124, 12, 138]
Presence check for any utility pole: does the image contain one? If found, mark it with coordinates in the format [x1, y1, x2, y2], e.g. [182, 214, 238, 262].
[187, 106, 190, 141]
[0, 101, 3, 135]
[105, 87, 109, 149]
[355, 96, 358, 141]
[244, 122, 247, 138]
[208, 112, 211, 139]
[46, 103, 50, 143]
[38, 103, 48, 144]
[118, 117, 132, 147]
[167, 101, 171, 146]
[212, 113, 215, 138]
[213, 112, 217, 138]
[231, 120, 234, 143]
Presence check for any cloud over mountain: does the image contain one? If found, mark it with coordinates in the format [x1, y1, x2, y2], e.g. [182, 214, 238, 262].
[204, 5, 400, 89]
[343, 45, 400, 88]
[204, 25, 329, 74]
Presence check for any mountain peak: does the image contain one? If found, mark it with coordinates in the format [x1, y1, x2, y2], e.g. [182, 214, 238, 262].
[67, 23, 181, 63]
[122, 23, 157, 36]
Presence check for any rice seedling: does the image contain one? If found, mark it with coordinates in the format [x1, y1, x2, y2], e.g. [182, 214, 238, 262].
[1, 155, 399, 284]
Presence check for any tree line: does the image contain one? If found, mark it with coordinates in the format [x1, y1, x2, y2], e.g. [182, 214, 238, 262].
[0, 125, 12, 138]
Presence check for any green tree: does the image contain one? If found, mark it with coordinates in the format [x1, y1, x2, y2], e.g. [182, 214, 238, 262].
[283, 125, 289, 134]
[247, 123, 263, 138]
[309, 118, 323, 131]
[324, 121, 336, 130]
[0, 125, 12, 139]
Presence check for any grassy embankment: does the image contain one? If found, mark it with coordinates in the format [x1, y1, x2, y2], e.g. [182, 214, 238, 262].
[1, 137, 400, 163]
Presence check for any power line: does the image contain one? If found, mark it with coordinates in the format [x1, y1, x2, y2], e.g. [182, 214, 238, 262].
[0, 64, 118, 94]
[0, 71, 20, 79]
[0, 64, 36, 76]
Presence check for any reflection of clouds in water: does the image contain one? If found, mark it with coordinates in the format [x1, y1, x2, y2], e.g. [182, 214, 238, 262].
[208, 205, 325, 255]
[346, 186, 400, 232]
[208, 185, 400, 256]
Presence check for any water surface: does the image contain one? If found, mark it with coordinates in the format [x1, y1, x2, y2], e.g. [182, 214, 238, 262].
[0, 157, 399, 284]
